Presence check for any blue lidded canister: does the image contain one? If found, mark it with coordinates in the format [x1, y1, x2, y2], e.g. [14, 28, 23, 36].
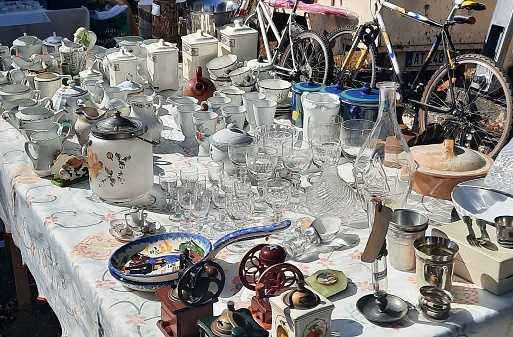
[339, 83, 379, 121]
[291, 78, 325, 127]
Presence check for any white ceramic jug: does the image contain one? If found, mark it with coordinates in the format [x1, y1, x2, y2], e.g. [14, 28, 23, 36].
[301, 92, 340, 143]
[128, 94, 163, 145]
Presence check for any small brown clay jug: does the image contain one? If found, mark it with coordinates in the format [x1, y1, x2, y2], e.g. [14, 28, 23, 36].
[184, 66, 215, 108]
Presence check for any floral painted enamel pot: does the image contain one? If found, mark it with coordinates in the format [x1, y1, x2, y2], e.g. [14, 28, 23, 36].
[85, 111, 154, 202]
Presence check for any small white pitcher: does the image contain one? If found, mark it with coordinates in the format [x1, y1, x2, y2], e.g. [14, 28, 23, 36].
[301, 92, 340, 143]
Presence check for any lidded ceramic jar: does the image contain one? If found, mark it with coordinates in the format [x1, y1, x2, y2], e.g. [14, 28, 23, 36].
[106, 47, 138, 86]
[291, 79, 326, 128]
[339, 83, 379, 121]
[42, 32, 62, 55]
[86, 111, 154, 202]
[145, 39, 179, 91]
[11, 33, 43, 58]
[181, 30, 219, 81]
[217, 20, 258, 63]
[245, 56, 274, 81]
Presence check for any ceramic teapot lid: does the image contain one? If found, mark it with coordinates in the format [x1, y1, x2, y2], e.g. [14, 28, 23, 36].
[13, 33, 42, 47]
[15, 106, 54, 121]
[92, 111, 147, 140]
[107, 47, 137, 61]
[339, 83, 379, 106]
[79, 64, 103, 79]
[44, 32, 62, 45]
[218, 20, 256, 36]
[321, 81, 347, 95]
[291, 78, 325, 94]
[181, 30, 218, 45]
[117, 73, 143, 93]
[208, 127, 252, 151]
[55, 82, 87, 97]
[245, 56, 273, 71]
[283, 280, 320, 309]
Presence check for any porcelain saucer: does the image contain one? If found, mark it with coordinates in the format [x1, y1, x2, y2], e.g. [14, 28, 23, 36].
[109, 218, 165, 242]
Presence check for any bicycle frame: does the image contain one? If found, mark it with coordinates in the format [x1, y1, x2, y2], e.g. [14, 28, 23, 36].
[244, 0, 299, 74]
[343, 0, 468, 113]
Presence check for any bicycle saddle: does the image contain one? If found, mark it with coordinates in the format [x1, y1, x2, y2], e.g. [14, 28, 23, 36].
[460, 0, 486, 11]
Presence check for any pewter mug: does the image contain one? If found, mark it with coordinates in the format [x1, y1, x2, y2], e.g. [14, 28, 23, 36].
[388, 209, 429, 272]
[414, 236, 459, 291]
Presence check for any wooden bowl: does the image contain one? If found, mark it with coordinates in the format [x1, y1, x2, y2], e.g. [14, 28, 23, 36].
[411, 140, 494, 200]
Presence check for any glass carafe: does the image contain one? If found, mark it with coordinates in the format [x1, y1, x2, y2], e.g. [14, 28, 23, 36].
[305, 136, 359, 220]
[353, 82, 416, 210]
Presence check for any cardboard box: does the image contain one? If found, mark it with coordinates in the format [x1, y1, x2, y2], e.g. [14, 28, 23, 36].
[440, 220, 513, 295]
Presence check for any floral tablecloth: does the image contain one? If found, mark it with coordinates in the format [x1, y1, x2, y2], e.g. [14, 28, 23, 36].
[1, 103, 513, 337]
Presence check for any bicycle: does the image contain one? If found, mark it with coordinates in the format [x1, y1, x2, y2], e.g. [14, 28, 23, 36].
[243, 0, 334, 84]
[326, 0, 513, 157]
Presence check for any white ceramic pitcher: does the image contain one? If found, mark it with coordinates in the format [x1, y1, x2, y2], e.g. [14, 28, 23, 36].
[301, 92, 340, 143]
[128, 94, 163, 145]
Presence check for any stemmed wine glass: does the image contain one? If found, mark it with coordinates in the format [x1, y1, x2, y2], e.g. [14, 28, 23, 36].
[340, 119, 375, 162]
[228, 136, 255, 178]
[264, 178, 292, 223]
[207, 161, 224, 190]
[255, 124, 296, 176]
[177, 187, 197, 232]
[282, 140, 313, 204]
[190, 190, 212, 236]
[180, 165, 199, 188]
[158, 171, 178, 213]
[246, 145, 278, 212]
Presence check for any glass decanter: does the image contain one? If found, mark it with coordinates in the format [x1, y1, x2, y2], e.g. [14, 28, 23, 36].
[305, 136, 359, 220]
[353, 82, 417, 210]
[353, 81, 416, 308]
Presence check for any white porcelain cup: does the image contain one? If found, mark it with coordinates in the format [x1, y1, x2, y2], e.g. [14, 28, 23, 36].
[213, 86, 245, 106]
[229, 66, 260, 87]
[34, 72, 67, 99]
[167, 96, 199, 130]
[242, 92, 266, 134]
[176, 104, 202, 149]
[192, 111, 218, 157]
[253, 99, 277, 126]
[256, 79, 292, 104]
[200, 96, 232, 130]
[220, 105, 246, 129]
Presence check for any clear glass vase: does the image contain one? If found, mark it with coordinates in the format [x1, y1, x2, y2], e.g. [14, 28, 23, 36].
[353, 82, 417, 210]
[306, 137, 359, 220]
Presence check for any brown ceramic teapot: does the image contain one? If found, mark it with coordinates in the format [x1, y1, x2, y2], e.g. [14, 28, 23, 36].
[184, 66, 215, 108]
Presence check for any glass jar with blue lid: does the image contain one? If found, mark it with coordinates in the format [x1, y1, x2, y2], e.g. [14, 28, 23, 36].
[339, 83, 379, 121]
[291, 78, 326, 128]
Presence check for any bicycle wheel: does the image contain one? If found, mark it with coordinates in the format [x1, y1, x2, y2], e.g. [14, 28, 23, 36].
[326, 26, 378, 87]
[279, 30, 334, 85]
[419, 54, 513, 157]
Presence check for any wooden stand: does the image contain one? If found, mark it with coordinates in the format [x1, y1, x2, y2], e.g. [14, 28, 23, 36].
[156, 286, 213, 337]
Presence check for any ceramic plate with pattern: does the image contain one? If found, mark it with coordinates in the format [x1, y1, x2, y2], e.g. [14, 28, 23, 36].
[109, 232, 212, 283]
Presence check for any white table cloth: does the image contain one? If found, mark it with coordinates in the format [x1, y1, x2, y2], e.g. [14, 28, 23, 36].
[0, 101, 513, 337]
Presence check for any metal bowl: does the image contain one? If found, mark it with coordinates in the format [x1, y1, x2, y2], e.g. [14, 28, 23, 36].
[451, 179, 513, 223]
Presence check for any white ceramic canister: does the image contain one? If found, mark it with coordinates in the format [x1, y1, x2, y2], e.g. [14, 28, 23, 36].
[301, 92, 340, 143]
[181, 30, 219, 82]
[217, 20, 259, 63]
[146, 39, 179, 92]
[106, 47, 138, 86]
[86, 112, 154, 202]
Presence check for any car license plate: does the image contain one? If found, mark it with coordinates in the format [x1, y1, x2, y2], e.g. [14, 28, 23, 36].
[405, 51, 445, 68]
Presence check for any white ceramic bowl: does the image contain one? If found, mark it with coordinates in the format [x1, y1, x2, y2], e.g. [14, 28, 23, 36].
[256, 79, 292, 103]
[206, 54, 238, 78]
